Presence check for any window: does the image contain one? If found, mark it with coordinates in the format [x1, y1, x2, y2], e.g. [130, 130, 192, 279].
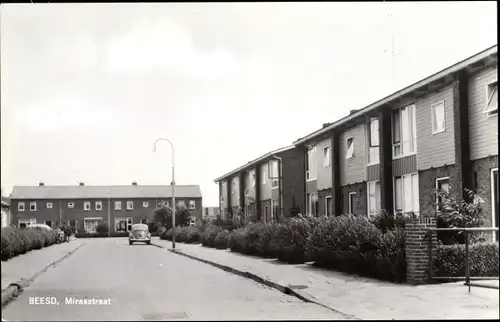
[45, 220, 52, 227]
[325, 196, 332, 217]
[189, 200, 196, 210]
[306, 193, 318, 216]
[392, 104, 417, 158]
[18, 202, 25, 211]
[68, 202, 74, 208]
[84, 201, 91, 211]
[306, 146, 317, 180]
[114, 201, 122, 210]
[143, 201, 149, 208]
[269, 160, 279, 178]
[84, 218, 102, 233]
[47, 202, 53, 209]
[346, 137, 354, 159]
[394, 173, 420, 214]
[262, 169, 266, 184]
[484, 80, 498, 116]
[367, 181, 381, 216]
[127, 201, 134, 210]
[252, 173, 256, 188]
[30, 201, 37, 211]
[95, 201, 102, 211]
[431, 101, 446, 134]
[18, 218, 35, 228]
[348, 192, 356, 215]
[323, 146, 331, 167]
[435, 177, 450, 212]
[177, 200, 186, 208]
[115, 217, 132, 232]
[368, 118, 380, 164]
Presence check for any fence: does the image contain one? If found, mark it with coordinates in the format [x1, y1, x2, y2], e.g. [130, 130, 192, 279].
[427, 227, 499, 292]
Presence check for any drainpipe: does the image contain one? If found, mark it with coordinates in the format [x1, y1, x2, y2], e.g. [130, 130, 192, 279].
[272, 155, 283, 221]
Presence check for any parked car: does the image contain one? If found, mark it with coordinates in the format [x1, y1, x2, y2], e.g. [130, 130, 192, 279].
[54, 228, 65, 243]
[129, 224, 151, 245]
[27, 223, 53, 231]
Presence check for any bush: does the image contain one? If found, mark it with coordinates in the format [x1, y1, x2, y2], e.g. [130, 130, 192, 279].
[1, 227, 60, 261]
[268, 217, 313, 264]
[369, 210, 410, 233]
[185, 227, 202, 244]
[228, 228, 248, 253]
[214, 230, 230, 249]
[434, 242, 499, 278]
[96, 222, 109, 234]
[201, 224, 224, 247]
[305, 215, 406, 282]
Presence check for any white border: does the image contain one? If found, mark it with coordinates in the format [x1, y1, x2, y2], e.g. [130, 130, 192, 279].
[491, 168, 498, 242]
[348, 192, 356, 214]
[324, 196, 332, 216]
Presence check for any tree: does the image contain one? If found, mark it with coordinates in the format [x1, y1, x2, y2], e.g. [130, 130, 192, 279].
[153, 202, 192, 230]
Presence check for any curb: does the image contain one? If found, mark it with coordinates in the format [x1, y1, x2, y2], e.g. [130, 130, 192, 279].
[152, 242, 359, 320]
[1, 242, 86, 308]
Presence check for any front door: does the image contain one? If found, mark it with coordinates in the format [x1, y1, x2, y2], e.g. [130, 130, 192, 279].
[492, 168, 498, 242]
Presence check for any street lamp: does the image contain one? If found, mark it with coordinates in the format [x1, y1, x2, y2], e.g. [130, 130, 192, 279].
[153, 138, 176, 250]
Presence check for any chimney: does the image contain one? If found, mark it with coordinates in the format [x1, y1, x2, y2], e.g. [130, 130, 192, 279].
[132, 181, 138, 186]
[79, 182, 84, 186]
[39, 182, 44, 186]
[350, 109, 359, 115]
[322, 123, 331, 128]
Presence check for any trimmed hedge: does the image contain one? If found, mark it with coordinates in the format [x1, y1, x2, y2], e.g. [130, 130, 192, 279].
[1, 227, 60, 261]
[160, 226, 202, 244]
[434, 242, 499, 278]
[201, 224, 224, 247]
[214, 230, 230, 249]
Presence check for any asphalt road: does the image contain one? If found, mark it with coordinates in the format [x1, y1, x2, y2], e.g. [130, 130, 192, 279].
[2, 238, 343, 321]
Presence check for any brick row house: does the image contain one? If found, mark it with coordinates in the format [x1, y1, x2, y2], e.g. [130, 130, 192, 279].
[214, 146, 305, 223]
[10, 182, 203, 233]
[215, 45, 498, 238]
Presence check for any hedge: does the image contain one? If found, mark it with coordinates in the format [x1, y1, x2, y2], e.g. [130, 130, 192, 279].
[201, 224, 224, 247]
[75, 232, 128, 238]
[1, 227, 60, 261]
[214, 230, 230, 249]
[433, 242, 499, 278]
[160, 226, 202, 244]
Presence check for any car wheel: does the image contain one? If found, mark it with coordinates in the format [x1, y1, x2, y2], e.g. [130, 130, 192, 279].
[129, 241, 133, 245]
[147, 241, 151, 245]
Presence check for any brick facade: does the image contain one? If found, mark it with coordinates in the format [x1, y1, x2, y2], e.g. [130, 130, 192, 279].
[281, 148, 305, 217]
[405, 217, 438, 285]
[472, 155, 498, 227]
[340, 182, 367, 215]
[317, 188, 332, 216]
[418, 165, 459, 217]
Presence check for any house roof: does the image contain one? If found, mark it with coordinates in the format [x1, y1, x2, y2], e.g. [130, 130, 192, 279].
[213, 145, 296, 183]
[10, 185, 202, 200]
[293, 44, 498, 146]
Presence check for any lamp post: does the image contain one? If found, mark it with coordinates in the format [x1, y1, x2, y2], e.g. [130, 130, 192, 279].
[107, 191, 111, 238]
[153, 138, 176, 250]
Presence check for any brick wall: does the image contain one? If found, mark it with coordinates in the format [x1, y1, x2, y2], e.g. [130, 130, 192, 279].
[418, 165, 459, 217]
[281, 148, 305, 216]
[405, 216, 437, 285]
[318, 188, 332, 216]
[340, 182, 366, 215]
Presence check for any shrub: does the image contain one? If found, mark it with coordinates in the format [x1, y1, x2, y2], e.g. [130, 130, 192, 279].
[434, 242, 499, 278]
[228, 228, 247, 253]
[268, 217, 313, 264]
[185, 227, 202, 244]
[201, 224, 224, 247]
[1, 227, 60, 261]
[214, 230, 230, 249]
[96, 222, 109, 234]
[369, 210, 410, 233]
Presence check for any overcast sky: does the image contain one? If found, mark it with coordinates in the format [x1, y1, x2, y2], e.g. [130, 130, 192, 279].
[0, 2, 497, 206]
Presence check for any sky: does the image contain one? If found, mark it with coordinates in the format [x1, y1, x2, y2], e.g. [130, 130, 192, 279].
[0, 2, 497, 206]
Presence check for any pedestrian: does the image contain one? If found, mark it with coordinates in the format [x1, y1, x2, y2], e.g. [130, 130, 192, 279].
[64, 225, 71, 242]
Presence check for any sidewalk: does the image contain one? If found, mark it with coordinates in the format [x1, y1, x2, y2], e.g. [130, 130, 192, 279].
[154, 239, 499, 320]
[1, 237, 85, 291]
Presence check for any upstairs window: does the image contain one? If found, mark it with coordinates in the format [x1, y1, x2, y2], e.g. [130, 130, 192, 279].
[95, 201, 103, 211]
[84, 201, 91, 211]
[323, 146, 331, 167]
[431, 101, 446, 134]
[368, 118, 380, 164]
[484, 80, 498, 116]
[346, 137, 354, 159]
[127, 201, 134, 210]
[392, 104, 417, 158]
[30, 201, 37, 211]
[47, 202, 53, 209]
[189, 200, 196, 210]
[306, 146, 317, 180]
[18, 202, 25, 211]
[114, 201, 122, 210]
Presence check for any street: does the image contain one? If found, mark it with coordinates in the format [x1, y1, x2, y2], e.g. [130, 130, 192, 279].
[2, 238, 342, 321]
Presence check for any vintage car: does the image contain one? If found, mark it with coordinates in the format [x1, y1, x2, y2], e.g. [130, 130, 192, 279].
[129, 223, 151, 245]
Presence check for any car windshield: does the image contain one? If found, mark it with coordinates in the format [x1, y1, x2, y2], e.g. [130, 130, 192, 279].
[131, 224, 148, 231]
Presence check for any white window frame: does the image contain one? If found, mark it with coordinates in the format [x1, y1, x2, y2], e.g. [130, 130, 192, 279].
[323, 146, 331, 167]
[30, 201, 37, 212]
[346, 137, 355, 160]
[491, 168, 498, 242]
[143, 201, 149, 208]
[84, 217, 102, 233]
[114, 217, 132, 233]
[114, 201, 122, 210]
[324, 196, 332, 217]
[367, 118, 380, 166]
[188, 200, 196, 210]
[367, 180, 381, 217]
[394, 173, 420, 215]
[306, 146, 317, 181]
[262, 170, 266, 184]
[46, 202, 53, 209]
[95, 201, 103, 211]
[435, 176, 450, 213]
[68, 202, 75, 208]
[18, 202, 25, 212]
[252, 173, 256, 188]
[484, 80, 498, 117]
[18, 218, 35, 228]
[392, 104, 417, 159]
[126, 201, 134, 210]
[177, 200, 186, 208]
[348, 192, 356, 215]
[83, 201, 91, 211]
[431, 101, 446, 134]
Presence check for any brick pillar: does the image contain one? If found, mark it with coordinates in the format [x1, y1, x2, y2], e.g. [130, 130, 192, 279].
[239, 172, 245, 210]
[405, 216, 438, 285]
[255, 166, 262, 221]
[453, 71, 472, 202]
[331, 133, 342, 215]
[379, 108, 394, 214]
[226, 179, 232, 219]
